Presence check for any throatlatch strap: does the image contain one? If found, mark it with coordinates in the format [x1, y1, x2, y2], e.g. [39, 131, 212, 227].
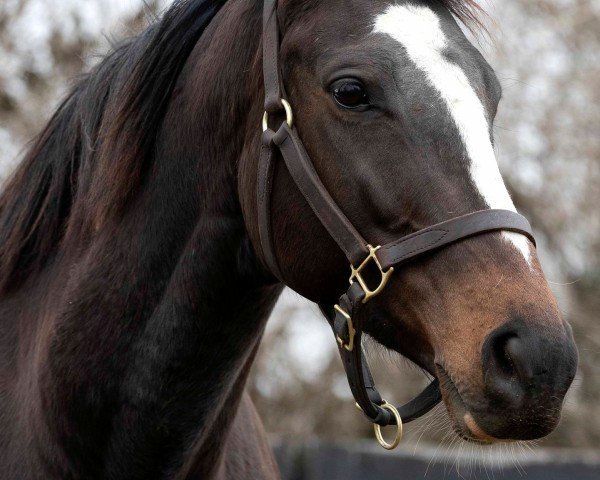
[257, 0, 283, 279]
[262, 0, 283, 113]
[257, 132, 283, 280]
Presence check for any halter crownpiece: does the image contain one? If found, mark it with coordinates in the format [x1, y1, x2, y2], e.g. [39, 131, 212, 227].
[257, 0, 536, 450]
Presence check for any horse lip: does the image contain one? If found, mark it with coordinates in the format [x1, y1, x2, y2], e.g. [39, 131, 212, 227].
[435, 363, 493, 444]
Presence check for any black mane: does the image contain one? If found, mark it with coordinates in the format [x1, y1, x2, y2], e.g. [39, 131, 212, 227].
[0, 0, 225, 294]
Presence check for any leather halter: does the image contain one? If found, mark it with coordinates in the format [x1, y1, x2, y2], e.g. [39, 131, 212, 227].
[257, 0, 536, 446]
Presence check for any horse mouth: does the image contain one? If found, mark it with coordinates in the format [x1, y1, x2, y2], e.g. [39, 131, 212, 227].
[435, 364, 494, 445]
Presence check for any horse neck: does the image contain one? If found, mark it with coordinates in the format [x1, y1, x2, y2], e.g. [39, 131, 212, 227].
[17, 2, 281, 478]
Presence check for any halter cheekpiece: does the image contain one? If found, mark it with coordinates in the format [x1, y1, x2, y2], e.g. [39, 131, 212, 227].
[257, 0, 536, 450]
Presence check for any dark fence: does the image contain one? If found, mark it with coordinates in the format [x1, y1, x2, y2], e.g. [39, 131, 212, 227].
[273, 440, 600, 480]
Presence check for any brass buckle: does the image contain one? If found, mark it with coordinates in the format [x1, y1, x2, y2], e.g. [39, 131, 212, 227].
[373, 401, 404, 450]
[350, 245, 394, 304]
[262, 98, 294, 132]
[334, 305, 355, 352]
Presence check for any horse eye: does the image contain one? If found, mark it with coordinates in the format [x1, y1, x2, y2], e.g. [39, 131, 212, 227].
[332, 80, 370, 109]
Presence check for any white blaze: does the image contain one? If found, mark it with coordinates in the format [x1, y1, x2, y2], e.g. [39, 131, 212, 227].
[374, 4, 532, 265]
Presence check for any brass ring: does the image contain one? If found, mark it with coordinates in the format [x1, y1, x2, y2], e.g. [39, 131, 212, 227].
[373, 401, 403, 450]
[262, 98, 294, 132]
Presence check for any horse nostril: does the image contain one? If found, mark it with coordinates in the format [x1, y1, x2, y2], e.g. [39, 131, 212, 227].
[490, 332, 518, 378]
[482, 317, 576, 407]
[481, 327, 526, 407]
[504, 335, 535, 383]
[483, 322, 546, 406]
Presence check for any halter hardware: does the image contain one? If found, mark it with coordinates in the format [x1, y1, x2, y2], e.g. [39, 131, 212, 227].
[334, 304, 355, 351]
[262, 98, 293, 132]
[374, 401, 404, 450]
[350, 245, 394, 304]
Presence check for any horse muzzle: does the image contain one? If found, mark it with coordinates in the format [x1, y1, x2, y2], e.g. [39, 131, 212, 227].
[439, 317, 578, 442]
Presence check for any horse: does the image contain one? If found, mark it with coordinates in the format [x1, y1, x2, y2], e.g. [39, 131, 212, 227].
[0, 0, 578, 478]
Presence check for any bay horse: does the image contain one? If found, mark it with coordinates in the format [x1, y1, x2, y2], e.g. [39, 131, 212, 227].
[0, 0, 577, 478]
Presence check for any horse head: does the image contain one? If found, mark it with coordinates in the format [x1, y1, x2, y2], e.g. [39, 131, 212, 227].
[241, 0, 578, 443]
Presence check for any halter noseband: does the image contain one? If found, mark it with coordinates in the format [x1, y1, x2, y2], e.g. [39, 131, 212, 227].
[257, 0, 536, 450]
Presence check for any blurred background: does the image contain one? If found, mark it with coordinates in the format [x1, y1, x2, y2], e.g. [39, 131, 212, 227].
[1, 0, 598, 478]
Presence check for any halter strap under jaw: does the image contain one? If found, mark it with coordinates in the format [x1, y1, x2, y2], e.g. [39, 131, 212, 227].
[257, 0, 536, 450]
